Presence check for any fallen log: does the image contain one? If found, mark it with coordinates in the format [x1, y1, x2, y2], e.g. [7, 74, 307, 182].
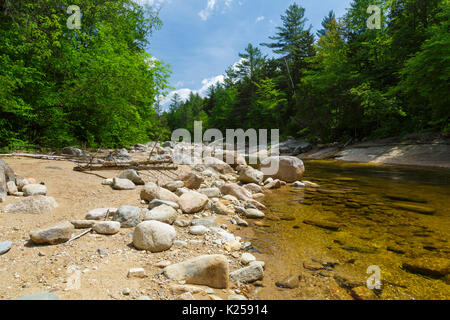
[74, 163, 178, 172]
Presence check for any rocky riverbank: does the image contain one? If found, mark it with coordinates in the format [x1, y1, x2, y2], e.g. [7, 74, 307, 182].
[0, 142, 316, 300]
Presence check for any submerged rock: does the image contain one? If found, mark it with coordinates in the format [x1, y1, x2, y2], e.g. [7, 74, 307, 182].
[275, 274, 300, 289]
[303, 219, 340, 231]
[402, 257, 449, 277]
[163, 254, 229, 289]
[391, 203, 435, 215]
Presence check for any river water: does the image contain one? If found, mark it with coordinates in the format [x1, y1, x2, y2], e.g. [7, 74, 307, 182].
[238, 160, 450, 300]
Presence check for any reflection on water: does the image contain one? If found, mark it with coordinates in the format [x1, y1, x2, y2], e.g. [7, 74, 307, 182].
[249, 160, 450, 300]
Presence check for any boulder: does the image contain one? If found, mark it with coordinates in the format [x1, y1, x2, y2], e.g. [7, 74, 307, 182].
[93, 221, 121, 235]
[180, 172, 203, 190]
[220, 183, 252, 201]
[202, 157, 234, 174]
[244, 208, 265, 219]
[133, 221, 176, 252]
[163, 254, 229, 289]
[112, 206, 141, 228]
[243, 183, 264, 194]
[62, 147, 86, 157]
[260, 156, 305, 183]
[179, 191, 208, 214]
[85, 208, 116, 220]
[4, 196, 58, 214]
[144, 204, 177, 225]
[198, 187, 221, 198]
[229, 264, 264, 283]
[71, 220, 96, 229]
[148, 199, 180, 210]
[211, 201, 234, 216]
[163, 181, 185, 192]
[140, 182, 180, 203]
[118, 169, 144, 185]
[6, 181, 18, 195]
[29, 221, 74, 245]
[112, 178, 136, 190]
[23, 184, 47, 196]
[239, 167, 264, 184]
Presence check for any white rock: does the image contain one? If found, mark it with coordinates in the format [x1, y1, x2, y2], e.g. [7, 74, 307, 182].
[144, 205, 177, 225]
[127, 268, 146, 278]
[189, 225, 210, 235]
[86, 208, 116, 220]
[240, 253, 256, 265]
[23, 184, 47, 196]
[93, 221, 121, 235]
[133, 221, 176, 252]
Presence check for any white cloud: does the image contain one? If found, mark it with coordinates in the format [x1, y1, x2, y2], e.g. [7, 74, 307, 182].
[199, 0, 236, 21]
[160, 75, 225, 110]
[256, 16, 265, 23]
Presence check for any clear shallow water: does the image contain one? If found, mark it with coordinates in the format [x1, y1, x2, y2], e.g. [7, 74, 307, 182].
[248, 160, 450, 300]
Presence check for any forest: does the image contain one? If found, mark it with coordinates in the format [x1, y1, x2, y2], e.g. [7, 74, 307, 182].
[165, 0, 449, 144]
[0, 0, 449, 151]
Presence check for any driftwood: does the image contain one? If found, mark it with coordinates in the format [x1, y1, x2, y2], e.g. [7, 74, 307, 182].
[74, 160, 177, 172]
[66, 228, 92, 243]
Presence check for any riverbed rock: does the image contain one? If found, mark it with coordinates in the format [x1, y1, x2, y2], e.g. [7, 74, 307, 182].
[220, 183, 252, 201]
[133, 221, 176, 252]
[4, 196, 58, 214]
[244, 208, 265, 219]
[140, 182, 180, 203]
[6, 181, 18, 195]
[402, 257, 449, 277]
[112, 206, 141, 228]
[350, 286, 378, 300]
[180, 172, 203, 190]
[0, 241, 13, 255]
[169, 284, 203, 295]
[189, 225, 210, 235]
[198, 187, 221, 198]
[203, 157, 234, 174]
[144, 204, 177, 225]
[240, 253, 256, 265]
[29, 221, 74, 244]
[118, 169, 144, 185]
[191, 219, 219, 229]
[93, 221, 121, 235]
[391, 203, 436, 215]
[303, 219, 340, 231]
[148, 199, 180, 210]
[179, 191, 208, 214]
[85, 208, 116, 220]
[260, 156, 305, 183]
[264, 179, 282, 190]
[211, 201, 234, 215]
[15, 177, 29, 191]
[163, 181, 185, 192]
[275, 274, 300, 289]
[163, 254, 229, 289]
[243, 183, 264, 194]
[23, 184, 47, 196]
[112, 178, 136, 190]
[292, 181, 306, 188]
[229, 264, 264, 283]
[239, 167, 264, 184]
[71, 220, 96, 229]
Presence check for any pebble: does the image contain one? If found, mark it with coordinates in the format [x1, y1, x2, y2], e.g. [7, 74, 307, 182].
[127, 268, 146, 278]
[0, 241, 13, 255]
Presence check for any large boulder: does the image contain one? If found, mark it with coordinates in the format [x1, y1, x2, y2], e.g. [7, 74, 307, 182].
[260, 156, 305, 183]
[140, 182, 179, 203]
[163, 254, 229, 289]
[132, 221, 176, 252]
[180, 172, 203, 190]
[23, 184, 47, 196]
[118, 169, 144, 185]
[144, 204, 177, 225]
[220, 183, 252, 201]
[4, 196, 58, 214]
[112, 178, 136, 190]
[29, 221, 74, 245]
[112, 206, 141, 228]
[239, 166, 264, 184]
[179, 191, 208, 214]
[202, 157, 234, 174]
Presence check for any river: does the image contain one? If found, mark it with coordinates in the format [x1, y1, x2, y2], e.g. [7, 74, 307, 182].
[236, 160, 450, 300]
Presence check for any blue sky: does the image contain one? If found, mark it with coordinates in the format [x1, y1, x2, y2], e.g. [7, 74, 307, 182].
[137, 0, 353, 109]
